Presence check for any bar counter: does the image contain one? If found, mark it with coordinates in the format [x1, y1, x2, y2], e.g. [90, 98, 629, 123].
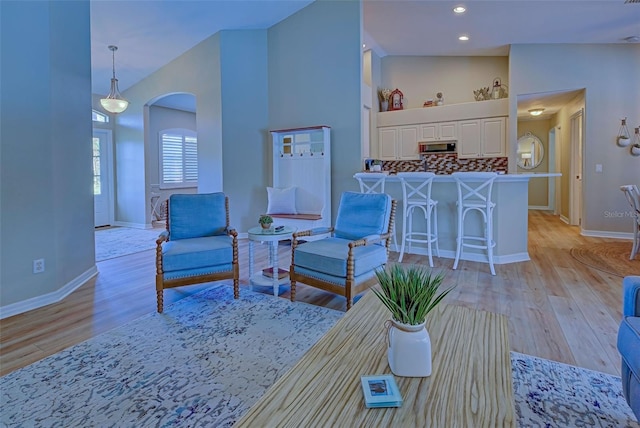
[355, 172, 560, 265]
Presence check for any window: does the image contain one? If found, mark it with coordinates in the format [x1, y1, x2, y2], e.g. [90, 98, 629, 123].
[92, 109, 109, 123]
[159, 129, 197, 187]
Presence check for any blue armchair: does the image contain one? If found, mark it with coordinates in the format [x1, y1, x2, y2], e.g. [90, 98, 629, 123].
[289, 191, 396, 310]
[618, 275, 640, 420]
[155, 193, 239, 313]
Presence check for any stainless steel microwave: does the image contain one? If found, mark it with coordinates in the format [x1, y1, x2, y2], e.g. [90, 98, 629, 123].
[419, 141, 457, 154]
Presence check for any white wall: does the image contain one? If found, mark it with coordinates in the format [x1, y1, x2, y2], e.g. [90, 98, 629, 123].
[509, 44, 640, 235]
[268, 0, 363, 221]
[380, 56, 509, 109]
[0, 1, 95, 310]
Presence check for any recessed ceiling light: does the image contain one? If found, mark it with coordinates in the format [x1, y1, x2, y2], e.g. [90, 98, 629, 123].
[458, 35, 469, 41]
[453, 6, 466, 14]
[529, 108, 545, 116]
[362, 43, 366, 48]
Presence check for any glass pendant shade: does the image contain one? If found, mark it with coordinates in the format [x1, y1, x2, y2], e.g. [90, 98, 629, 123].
[100, 78, 129, 114]
[100, 45, 129, 114]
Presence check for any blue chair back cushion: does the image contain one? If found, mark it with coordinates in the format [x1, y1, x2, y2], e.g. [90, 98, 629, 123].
[334, 192, 392, 241]
[169, 193, 227, 240]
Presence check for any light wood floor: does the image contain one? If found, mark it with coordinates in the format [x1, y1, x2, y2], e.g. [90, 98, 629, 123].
[0, 211, 628, 377]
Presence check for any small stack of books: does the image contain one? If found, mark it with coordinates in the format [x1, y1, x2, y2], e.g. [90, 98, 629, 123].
[360, 374, 403, 408]
[262, 267, 288, 280]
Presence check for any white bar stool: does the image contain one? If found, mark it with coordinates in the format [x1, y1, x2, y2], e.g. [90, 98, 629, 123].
[397, 172, 439, 266]
[620, 184, 640, 259]
[353, 172, 397, 249]
[452, 172, 498, 275]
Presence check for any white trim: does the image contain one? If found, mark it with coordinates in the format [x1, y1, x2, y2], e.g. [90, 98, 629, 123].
[395, 247, 530, 264]
[581, 230, 635, 240]
[0, 266, 98, 319]
[560, 215, 570, 224]
[112, 221, 152, 229]
[529, 205, 551, 211]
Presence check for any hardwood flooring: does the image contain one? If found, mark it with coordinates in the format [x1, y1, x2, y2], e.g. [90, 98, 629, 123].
[0, 211, 629, 377]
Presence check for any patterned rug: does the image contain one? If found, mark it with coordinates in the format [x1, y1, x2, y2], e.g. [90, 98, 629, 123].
[1, 287, 638, 427]
[95, 226, 164, 261]
[570, 242, 640, 278]
[512, 352, 638, 427]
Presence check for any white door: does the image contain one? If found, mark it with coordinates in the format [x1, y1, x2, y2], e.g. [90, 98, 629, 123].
[570, 110, 583, 226]
[93, 129, 113, 227]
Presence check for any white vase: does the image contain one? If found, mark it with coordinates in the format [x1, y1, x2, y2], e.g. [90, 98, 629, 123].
[381, 100, 389, 112]
[631, 145, 640, 157]
[387, 320, 432, 377]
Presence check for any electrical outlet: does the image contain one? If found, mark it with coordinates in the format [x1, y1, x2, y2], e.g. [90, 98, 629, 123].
[33, 258, 45, 274]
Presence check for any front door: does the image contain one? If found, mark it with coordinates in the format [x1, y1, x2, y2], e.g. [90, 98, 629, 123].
[93, 129, 113, 227]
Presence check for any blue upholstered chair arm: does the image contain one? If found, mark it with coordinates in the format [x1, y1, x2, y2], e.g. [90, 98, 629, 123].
[293, 227, 334, 239]
[356, 233, 392, 246]
[623, 276, 640, 317]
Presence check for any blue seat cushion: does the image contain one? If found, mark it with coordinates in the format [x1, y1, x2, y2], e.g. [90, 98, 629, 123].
[619, 316, 640, 382]
[162, 235, 233, 273]
[169, 193, 227, 240]
[293, 237, 388, 279]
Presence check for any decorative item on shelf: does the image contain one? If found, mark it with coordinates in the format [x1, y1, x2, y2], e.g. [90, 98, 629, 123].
[617, 117, 631, 147]
[378, 88, 392, 112]
[491, 77, 508, 99]
[100, 45, 129, 114]
[389, 88, 404, 111]
[631, 127, 640, 157]
[435, 92, 444, 106]
[473, 87, 491, 101]
[371, 159, 383, 172]
[423, 99, 434, 108]
[259, 214, 273, 230]
[373, 265, 455, 377]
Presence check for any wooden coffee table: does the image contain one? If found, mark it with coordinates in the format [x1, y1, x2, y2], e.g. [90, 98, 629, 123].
[235, 290, 515, 427]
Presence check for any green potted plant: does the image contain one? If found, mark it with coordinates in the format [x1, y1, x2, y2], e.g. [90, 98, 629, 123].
[259, 214, 273, 229]
[373, 264, 454, 377]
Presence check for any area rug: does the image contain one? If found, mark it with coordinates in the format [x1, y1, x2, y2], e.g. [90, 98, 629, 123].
[512, 352, 638, 427]
[1, 288, 638, 427]
[570, 242, 640, 277]
[0, 285, 343, 427]
[95, 226, 163, 261]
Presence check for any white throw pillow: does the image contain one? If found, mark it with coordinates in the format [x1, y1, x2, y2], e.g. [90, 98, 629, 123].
[266, 187, 297, 214]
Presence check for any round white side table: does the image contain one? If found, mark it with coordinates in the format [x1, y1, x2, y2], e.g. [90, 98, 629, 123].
[247, 225, 297, 296]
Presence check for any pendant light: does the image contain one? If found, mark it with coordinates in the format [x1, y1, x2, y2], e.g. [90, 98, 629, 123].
[100, 45, 129, 114]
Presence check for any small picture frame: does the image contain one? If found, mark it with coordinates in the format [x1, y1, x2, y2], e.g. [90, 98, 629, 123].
[360, 374, 403, 408]
[389, 89, 404, 111]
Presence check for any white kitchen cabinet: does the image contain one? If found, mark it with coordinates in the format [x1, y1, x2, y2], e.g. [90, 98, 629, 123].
[378, 125, 420, 160]
[457, 117, 506, 158]
[419, 121, 457, 142]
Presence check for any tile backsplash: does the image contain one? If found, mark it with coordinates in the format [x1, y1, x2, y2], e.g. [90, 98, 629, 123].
[382, 154, 508, 175]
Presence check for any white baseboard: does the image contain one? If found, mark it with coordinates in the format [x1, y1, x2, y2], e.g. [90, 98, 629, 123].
[581, 230, 634, 240]
[0, 266, 98, 320]
[529, 205, 551, 211]
[112, 221, 152, 230]
[560, 215, 570, 224]
[394, 247, 530, 264]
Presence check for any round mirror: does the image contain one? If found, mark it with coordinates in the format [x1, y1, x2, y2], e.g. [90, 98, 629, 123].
[517, 132, 544, 170]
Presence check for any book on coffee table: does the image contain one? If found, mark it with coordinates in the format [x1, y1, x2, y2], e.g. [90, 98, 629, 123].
[360, 374, 403, 408]
[262, 267, 288, 279]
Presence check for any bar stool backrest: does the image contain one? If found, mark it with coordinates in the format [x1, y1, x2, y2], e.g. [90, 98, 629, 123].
[397, 172, 436, 206]
[620, 185, 640, 218]
[354, 172, 387, 194]
[452, 172, 498, 207]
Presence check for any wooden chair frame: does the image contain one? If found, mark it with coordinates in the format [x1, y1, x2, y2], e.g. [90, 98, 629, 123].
[289, 199, 397, 310]
[155, 196, 239, 313]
